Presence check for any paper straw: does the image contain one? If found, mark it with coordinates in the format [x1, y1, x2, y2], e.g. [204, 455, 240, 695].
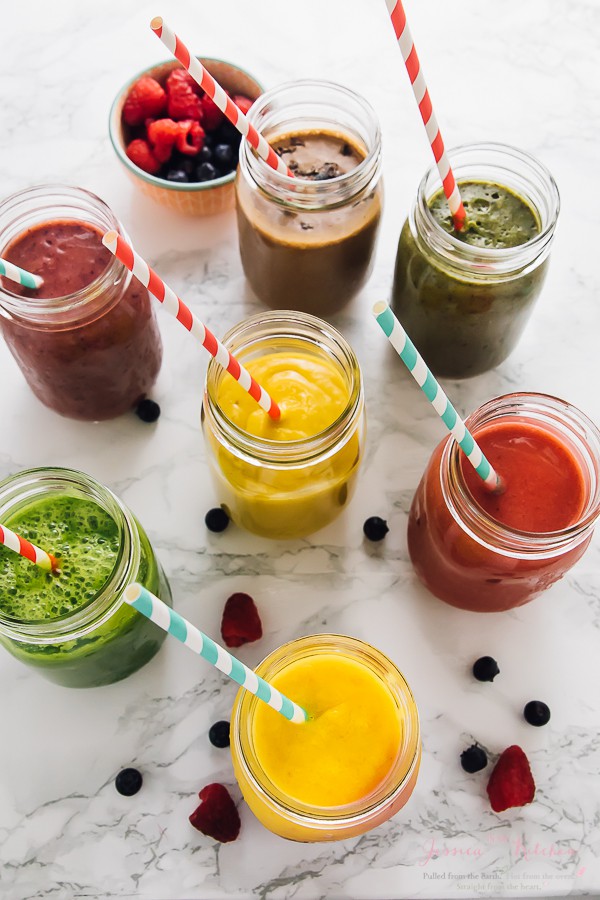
[0, 523, 58, 573]
[150, 17, 293, 179]
[0, 257, 43, 290]
[124, 583, 307, 723]
[102, 231, 280, 420]
[385, 0, 466, 231]
[372, 302, 502, 492]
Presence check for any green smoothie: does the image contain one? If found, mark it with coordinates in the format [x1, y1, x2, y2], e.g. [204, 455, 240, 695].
[392, 180, 548, 378]
[0, 492, 170, 688]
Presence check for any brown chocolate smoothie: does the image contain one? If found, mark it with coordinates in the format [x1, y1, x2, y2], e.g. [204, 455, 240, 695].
[236, 130, 382, 316]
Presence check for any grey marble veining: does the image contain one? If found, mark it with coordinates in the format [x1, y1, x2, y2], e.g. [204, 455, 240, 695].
[1, 0, 600, 898]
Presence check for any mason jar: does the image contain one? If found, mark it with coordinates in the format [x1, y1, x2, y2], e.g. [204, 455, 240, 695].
[408, 393, 600, 612]
[0, 467, 171, 687]
[231, 635, 421, 842]
[0, 185, 162, 420]
[202, 311, 365, 539]
[236, 80, 383, 316]
[392, 143, 560, 378]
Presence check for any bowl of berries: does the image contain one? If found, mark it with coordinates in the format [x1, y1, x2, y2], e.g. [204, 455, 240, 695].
[109, 58, 262, 216]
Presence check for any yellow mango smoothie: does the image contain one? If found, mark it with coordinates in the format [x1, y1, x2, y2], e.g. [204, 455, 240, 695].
[231, 636, 421, 842]
[202, 313, 364, 539]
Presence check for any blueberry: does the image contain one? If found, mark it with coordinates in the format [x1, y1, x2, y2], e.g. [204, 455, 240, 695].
[205, 507, 230, 533]
[115, 767, 143, 796]
[460, 745, 488, 773]
[214, 144, 234, 169]
[171, 153, 195, 175]
[198, 146, 213, 163]
[472, 656, 500, 682]
[166, 169, 189, 183]
[136, 399, 161, 423]
[363, 516, 389, 542]
[208, 720, 231, 748]
[196, 161, 218, 182]
[523, 700, 551, 727]
[215, 120, 240, 144]
[203, 132, 215, 148]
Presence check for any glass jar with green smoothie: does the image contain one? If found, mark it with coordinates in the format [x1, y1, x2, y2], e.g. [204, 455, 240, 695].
[0, 467, 171, 688]
[392, 143, 560, 378]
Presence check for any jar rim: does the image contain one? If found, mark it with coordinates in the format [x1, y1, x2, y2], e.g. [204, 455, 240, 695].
[232, 634, 421, 827]
[442, 392, 600, 557]
[0, 467, 138, 642]
[204, 310, 363, 465]
[0, 184, 127, 320]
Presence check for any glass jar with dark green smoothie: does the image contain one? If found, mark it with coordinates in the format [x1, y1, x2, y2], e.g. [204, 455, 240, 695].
[0, 467, 171, 687]
[392, 143, 559, 378]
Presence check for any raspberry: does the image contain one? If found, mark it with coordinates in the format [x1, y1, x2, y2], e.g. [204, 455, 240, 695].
[232, 94, 254, 116]
[175, 120, 205, 155]
[123, 77, 167, 127]
[221, 592, 262, 648]
[200, 93, 224, 131]
[189, 783, 240, 843]
[486, 745, 535, 812]
[147, 118, 180, 164]
[126, 139, 160, 175]
[166, 70, 203, 121]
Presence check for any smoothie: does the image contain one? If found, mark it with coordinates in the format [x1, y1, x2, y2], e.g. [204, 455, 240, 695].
[0, 218, 162, 420]
[408, 396, 599, 612]
[0, 487, 170, 686]
[231, 636, 421, 841]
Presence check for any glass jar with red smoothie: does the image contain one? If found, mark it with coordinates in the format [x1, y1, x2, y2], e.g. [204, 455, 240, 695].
[0, 185, 162, 420]
[408, 393, 600, 612]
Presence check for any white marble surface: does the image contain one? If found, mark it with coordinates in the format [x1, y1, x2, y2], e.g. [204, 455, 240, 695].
[1, 0, 600, 898]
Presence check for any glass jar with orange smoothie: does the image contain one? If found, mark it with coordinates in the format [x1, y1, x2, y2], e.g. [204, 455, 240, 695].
[0, 185, 162, 420]
[408, 393, 600, 612]
[201, 311, 364, 539]
[231, 634, 421, 842]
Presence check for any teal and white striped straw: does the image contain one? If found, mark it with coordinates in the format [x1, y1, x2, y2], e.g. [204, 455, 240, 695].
[0, 257, 43, 290]
[124, 584, 307, 724]
[372, 302, 502, 492]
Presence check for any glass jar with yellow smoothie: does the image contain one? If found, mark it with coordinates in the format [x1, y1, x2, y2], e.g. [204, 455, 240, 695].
[201, 311, 364, 539]
[231, 634, 421, 842]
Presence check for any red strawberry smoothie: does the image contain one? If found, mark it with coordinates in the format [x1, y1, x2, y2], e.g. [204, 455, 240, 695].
[0, 220, 162, 420]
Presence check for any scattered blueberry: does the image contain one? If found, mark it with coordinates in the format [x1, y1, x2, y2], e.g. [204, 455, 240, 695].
[472, 656, 500, 682]
[205, 507, 230, 533]
[214, 143, 234, 169]
[166, 168, 189, 183]
[198, 146, 213, 163]
[363, 516, 389, 542]
[135, 398, 160, 423]
[523, 700, 551, 727]
[115, 767, 143, 796]
[209, 720, 231, 749]
[460, 744, 488, 773]
[196, 161, 218, 182]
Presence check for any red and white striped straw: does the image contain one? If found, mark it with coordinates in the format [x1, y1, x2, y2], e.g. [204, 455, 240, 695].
[102, 231, 281, 421]
[385, 0, 466, 231]
[150, 17, 293, 179]
[0, 523, 58, 573]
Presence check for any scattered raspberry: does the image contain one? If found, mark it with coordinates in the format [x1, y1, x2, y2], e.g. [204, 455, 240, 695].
[123, 77, 167, 127]
[221, 592, 262, 648]
[200, 93, 224, 131]
[189, 783, 241, 843]
[232, 94, 254, 116]
[147, 118, 180, 163]
[175, 120, 205, 155]
[126, 139, 161, 175]
[166, 71, 203, 121]
[486, 745, 535, 812]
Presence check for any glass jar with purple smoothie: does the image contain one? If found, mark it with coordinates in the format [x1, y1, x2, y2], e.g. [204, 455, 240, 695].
[0, 185, 162, 420]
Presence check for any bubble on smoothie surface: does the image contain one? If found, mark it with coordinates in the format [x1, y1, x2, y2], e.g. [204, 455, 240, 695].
[0, 496, 120, 621]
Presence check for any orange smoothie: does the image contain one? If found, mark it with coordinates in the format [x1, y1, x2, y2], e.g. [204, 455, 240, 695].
[231, 636, 420, 842]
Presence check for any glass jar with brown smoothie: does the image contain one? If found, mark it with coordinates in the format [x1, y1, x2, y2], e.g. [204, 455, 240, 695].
[0, 185, 162, 420]
[391, 143, 559, 378]
[236, 81, 383, 316]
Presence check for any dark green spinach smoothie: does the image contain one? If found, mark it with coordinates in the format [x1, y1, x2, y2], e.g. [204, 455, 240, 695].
[392, 181, 547, 378]
[0, 493, 169, 687]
